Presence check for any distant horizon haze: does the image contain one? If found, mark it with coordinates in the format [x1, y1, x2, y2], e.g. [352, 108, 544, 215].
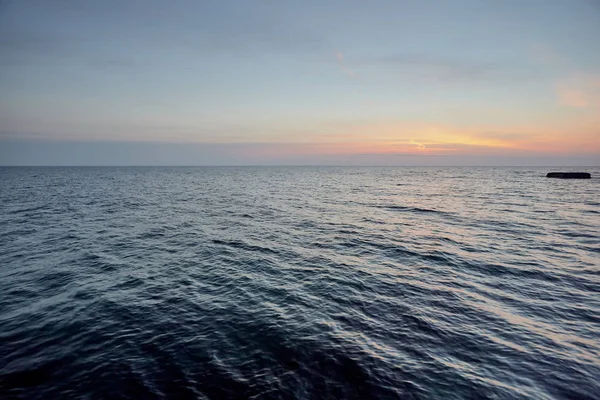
[0, 139, 598, 167]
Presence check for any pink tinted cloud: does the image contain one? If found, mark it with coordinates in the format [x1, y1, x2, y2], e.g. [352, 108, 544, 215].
[335, 50, 355, 77]
[557, 74, 600, 108]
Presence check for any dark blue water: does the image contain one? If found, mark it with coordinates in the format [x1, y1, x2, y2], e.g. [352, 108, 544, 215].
[1, 167, 599, 399]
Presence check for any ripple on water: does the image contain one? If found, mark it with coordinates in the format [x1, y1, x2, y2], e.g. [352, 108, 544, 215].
[0, 166, 599, 399]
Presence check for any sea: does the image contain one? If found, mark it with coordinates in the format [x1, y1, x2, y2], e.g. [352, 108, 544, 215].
[0, 166, 598, 400]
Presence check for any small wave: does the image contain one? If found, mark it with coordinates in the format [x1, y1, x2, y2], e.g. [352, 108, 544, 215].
[211, 239, 280, 255]
[382, 205, 438, 213]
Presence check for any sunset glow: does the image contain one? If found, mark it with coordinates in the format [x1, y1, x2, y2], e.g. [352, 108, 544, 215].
[0, 1, 598, 165]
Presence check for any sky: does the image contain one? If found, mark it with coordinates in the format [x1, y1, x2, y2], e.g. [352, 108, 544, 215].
[0, 0, 599, 165]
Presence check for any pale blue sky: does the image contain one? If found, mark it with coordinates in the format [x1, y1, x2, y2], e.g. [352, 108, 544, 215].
[1, 0, 599, 165]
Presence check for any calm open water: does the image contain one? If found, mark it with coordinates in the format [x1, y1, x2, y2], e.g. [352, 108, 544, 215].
[0, 167, 599, 399]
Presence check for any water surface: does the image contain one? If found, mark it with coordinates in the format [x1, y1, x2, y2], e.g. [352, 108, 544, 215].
[1, 167, 598, 399]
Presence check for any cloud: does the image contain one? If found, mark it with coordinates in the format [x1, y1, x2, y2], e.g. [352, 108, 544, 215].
[0, 27, 141, 72]
[528, 44, 600, 109]
[0, 1, 327, 70]
[335, 50, 355, 77]
[409, 138, 426, 149]
[557, 74, 600, 108]
[0, 29, 71, 66]
[353, 53, 510, 82]
[475, 131, 540, 141]
[528, 42, 567, 67]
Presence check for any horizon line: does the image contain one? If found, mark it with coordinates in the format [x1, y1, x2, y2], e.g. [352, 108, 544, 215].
[1, 165, 597, 168]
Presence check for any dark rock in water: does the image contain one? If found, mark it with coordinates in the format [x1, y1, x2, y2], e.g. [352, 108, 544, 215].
[546, 172, 591, 179]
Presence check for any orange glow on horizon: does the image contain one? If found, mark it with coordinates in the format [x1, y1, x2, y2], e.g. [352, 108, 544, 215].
[236, 119, 600, 159]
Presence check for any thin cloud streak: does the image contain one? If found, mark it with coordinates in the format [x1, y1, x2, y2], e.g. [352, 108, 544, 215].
[352, 53, 523, 83]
